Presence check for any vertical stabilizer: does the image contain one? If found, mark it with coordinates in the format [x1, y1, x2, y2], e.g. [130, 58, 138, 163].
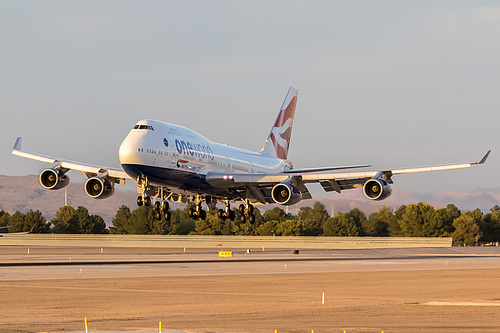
[260, 87, 298, 159]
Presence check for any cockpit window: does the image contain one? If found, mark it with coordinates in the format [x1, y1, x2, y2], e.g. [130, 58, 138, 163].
[134, 125, 154, 130]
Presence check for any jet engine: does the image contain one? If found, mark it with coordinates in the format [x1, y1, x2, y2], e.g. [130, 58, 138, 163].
[39, 168, 70, 190]
[363, 178, 392, 201]
[85, 177, 115, 199]
[271, 183, 302, 205]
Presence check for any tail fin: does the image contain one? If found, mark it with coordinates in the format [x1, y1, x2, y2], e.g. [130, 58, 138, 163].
[260, 87, 299, 159]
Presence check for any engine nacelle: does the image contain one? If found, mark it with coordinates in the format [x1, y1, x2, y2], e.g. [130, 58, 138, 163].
[85, 177, 115, 199]
[39, 168, 70, 190]
[271, 183, 302, 205]
[363, 178, 392, 201]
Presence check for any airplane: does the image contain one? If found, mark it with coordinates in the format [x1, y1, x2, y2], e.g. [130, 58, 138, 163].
[12, 87, 490, 224]
[0, 226, 33, 236]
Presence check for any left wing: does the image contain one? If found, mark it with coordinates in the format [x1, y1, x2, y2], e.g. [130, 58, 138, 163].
[11, 137, 131, 185]
[206, 150, 491, 204]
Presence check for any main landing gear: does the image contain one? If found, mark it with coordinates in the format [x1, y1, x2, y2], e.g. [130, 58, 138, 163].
[188, 195, 212, 220]
[136, 177, 172, 221]
[217, 200, 235, 221]
[239, 202, 255, 224]
[137, 195, 172, 221]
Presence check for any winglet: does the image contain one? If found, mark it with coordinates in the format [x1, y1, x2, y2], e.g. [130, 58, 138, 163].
[13, 137, 22, 151]
[475, 150, 491, 165]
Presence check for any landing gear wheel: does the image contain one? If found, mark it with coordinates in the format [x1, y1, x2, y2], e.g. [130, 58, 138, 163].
[156, 211, 162, 220]
[137, 196, 143, 207]
[218, 209, 226, 220]
[154, 201, 161, 212]
[162, 201, 169, 212]
[241, 216, 246, 223]
[188, 208, 195, 218]
[200, 209, 207, 220]
[165, 211, 171, 221]
[144, 196, 151, 207]
[239, 204, 245, 214]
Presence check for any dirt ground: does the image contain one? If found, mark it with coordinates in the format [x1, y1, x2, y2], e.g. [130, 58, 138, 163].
[1, 267, 500, 333]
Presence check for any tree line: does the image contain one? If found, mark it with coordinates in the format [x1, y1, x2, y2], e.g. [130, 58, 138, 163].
[1, 202, 500, 246]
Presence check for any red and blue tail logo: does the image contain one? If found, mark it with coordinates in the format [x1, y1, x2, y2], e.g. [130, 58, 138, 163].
[261, 87, 298, 160]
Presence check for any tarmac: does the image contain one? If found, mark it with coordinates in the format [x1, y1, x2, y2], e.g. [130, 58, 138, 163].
[1, 244, 499, 332]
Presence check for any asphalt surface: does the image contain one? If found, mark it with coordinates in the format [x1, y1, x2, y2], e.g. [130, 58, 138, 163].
[1, 246, 499, 332]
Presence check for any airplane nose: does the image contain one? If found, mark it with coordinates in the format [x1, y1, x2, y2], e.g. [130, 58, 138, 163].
[119, 136, 139, 165]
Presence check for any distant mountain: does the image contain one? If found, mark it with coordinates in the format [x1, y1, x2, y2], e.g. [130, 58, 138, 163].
[1, 175, 499, 225]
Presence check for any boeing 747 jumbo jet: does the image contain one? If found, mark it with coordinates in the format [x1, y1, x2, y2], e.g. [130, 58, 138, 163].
[12, 88, 490, 223]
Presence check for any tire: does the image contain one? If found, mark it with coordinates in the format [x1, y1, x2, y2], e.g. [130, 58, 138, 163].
[188, 208, 195, 218]
[154, 201, 161, 212]
[249, 214, 255, 224]
[165, 211, 171, 221]
[156, 211, 162, 220]
[200, 209, 207, 220]
[144, 196, 151, 206]
[241, 216, 246, 224]
[239, 204, 245, 214]
[162, 201, 169, 212]
[137, 196, 143, 207]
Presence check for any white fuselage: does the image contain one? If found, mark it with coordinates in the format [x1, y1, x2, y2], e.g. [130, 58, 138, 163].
[118, 119, 289, 196]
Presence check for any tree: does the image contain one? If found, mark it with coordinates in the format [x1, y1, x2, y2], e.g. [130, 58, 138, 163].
[363, 206, 391, 236]
[348, 208, 366, 235]
[0, 210, 49, 233]
[388, 205, 406, 236]
[174, 220, 196, 235]
[298, 202, 329, 236]
[127, 206, 159, 234]
[276, 219, 303, 236]
[452, 209, 483, 246]
[0, 210, 10, 230]
[8, 211, 26, 233]
[256, 220, 279, 236]
[323, 213, 359, 236]
[74, 206, 93, 234]
[397, 202, 442, 237]
[480, 206, 500, 244]
[51, 206, 77, 233]
[51, 206, 107, 234]
[24, 209, 50, 233]
[110, 205, 132, 234]
[435, 204, 461, 236]
[263, 207, 292, 222]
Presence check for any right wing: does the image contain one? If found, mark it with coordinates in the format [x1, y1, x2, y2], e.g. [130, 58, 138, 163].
[11, 137, 131, 184]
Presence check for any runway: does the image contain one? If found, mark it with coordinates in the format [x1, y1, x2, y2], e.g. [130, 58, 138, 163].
[1, 247, 499, 281]
[1, 246, 499, 332]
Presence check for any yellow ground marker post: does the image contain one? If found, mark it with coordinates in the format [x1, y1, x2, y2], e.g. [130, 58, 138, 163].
[159, 321, 162, 333]
[84, 317, 88, 333]
[218, 251, 233, 258]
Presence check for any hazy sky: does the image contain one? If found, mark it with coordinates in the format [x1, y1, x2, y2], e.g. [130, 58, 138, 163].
[1, 1, 498, 195]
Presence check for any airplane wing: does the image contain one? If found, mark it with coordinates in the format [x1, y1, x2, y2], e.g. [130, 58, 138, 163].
[11, 137, 131, 184]
[205, 150, 491, 204]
